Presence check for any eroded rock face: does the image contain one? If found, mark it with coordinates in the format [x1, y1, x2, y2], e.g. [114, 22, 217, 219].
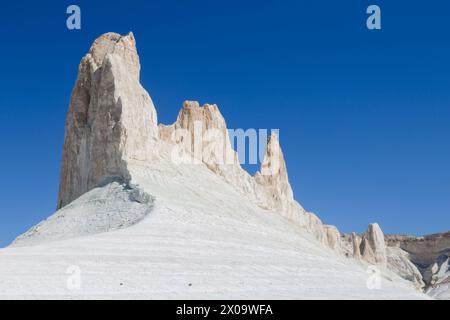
[360, 223, 387, 266]
[386, 246, 425, 290]
[323, 225, 342, 253]
[159, 101, 239, 170]
[423, 252, 450, 287]
[159, 101, 335, 250]
[386, 232, 450, 267]
[384, 232, 450, 297]
[58, 32, 158, 208]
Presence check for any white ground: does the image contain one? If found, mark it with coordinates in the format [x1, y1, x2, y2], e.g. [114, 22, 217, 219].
[0, 146, 430, 299]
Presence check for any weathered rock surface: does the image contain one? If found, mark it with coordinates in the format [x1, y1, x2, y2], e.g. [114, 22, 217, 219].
[385, 232, 450, 298]
[58, 32, 158, 208]
[386, 232, 450, 267]
[423, 252, 450, 286]
[386, 246, 425, 290]
[323, 225, 342, 253]
[360, 223, 387, 266]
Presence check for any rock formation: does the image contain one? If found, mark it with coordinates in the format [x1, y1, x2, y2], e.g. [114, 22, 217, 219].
[58, 32, 158, 208]
[323, 225, 342, 253]
[57, 31, 393, 256]
[254, 133, 294, 214]
[386, 246, 425, 290]
[159, 101, 334, 250]
[360, 223, 387, 266]
[386, 232, 450, 295]
[352, 232, 362, 259]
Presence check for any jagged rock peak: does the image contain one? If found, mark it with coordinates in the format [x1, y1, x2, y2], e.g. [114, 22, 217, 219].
[255, 133, 294, 208]
[57, 32, 157, 209]
[88, 32, 140, 73]
[159, 100, 238, 169]
[360, 223, 387, 266]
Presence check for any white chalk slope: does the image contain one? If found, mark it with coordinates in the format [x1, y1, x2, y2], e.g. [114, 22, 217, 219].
[0, 143, 428, 299]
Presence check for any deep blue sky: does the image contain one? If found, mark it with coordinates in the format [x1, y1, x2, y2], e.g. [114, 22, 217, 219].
[0, 1, 449, 247]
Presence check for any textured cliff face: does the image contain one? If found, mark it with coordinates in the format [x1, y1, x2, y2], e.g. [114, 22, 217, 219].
[386, 246, 425, 290]
[58, 32, 158, 208]
[386, 232, 450, 296]
[323, 225, 342, 253]
[386, 232, 450, 267]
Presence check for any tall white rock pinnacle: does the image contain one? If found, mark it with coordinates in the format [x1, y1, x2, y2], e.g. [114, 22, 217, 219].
[360, 223, 387, 266]
[254, 133, 294, 213]
[58, 32, 158, 208]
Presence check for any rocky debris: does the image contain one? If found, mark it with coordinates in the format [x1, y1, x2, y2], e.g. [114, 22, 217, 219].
[423, 251, 450, 288]
[424, 251, 450, 299]
[360, 223, 387, 266]
[58, 32, 158, 209]
[13, 182, 154, 247]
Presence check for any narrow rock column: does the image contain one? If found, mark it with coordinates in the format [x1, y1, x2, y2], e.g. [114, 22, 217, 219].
[352, 232, 362, 259]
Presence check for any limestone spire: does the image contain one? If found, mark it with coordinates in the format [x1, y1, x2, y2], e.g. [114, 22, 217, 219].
[360, 223, 387, 266]
[254, 133, 294, 210]
[57, 32, 158, 208]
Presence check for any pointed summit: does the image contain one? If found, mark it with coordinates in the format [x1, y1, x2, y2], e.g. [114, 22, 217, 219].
[87, 32, 139, 73]
[255, 133, 294, 210]
[57, 32, 158, 208]
[360, 223, 387, 266]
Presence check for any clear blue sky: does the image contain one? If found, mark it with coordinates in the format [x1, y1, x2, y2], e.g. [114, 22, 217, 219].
[0, 0, 449, 247]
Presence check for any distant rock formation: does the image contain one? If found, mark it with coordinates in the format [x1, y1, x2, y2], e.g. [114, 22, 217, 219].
[386, 232, 450, 296]
[58, 32, 158, 208]
[386, 246, 425, 290]
[351, 232, 362, 259]
[360, 223, 387, 266]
